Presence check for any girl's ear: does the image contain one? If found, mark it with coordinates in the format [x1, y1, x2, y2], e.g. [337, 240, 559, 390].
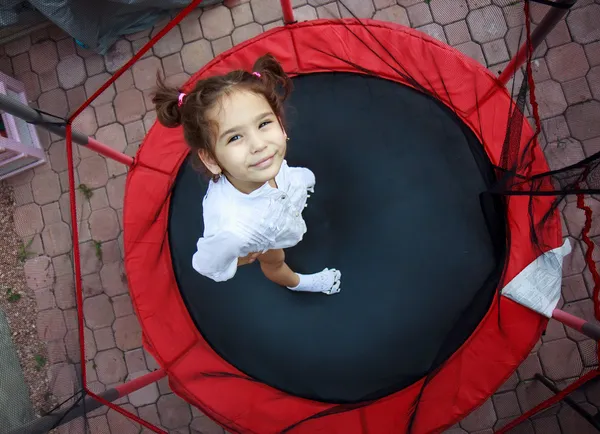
[198, 150, 222, 176]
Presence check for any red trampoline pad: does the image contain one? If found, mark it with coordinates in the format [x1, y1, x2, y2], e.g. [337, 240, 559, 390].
[124, 19, 561, 433]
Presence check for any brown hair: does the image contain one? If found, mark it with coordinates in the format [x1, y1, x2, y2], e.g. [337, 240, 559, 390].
[151, 53, 292, 180]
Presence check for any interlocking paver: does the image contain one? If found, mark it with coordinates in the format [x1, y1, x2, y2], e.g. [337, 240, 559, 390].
[563, 198, 600, 238]
[567, 4, 600, 45]
[562, 274, 590, 303]
[180, 10, 204, 43]
[417, 23, 447, 44]
[516, 380, 556, 414]
[125, 348, 147, 373]
[84, 294, 115, 330]
[563, 237, 586, 277]
[85, 55, 106, 77]
[88, 416, 110, 434]
[294, 5, 317, 21]
[14, 71, 40, 102]
[54, 273, 76, 309]
[38, 88, 68, 118]
[316, 3, 340, 19]
[562, 77, 592, 105]
[467, 5, 506, 43]
[201, 5, 234, 40]
[95, 326, 116, 351]
[114, 314, 143, 351]
[190, 413, 225, 434]
[49, 363, 77, 398]
[407, 3, 432, 27]
[79, 242, 102, 277]
[455, 41, 485, 65]
[566, 100, 600, 141]
[41, 221, 72, 256]
[517, 353, 542, 381]
[31, 171, 61, 205]
[37, 308, 67, 341]
[66, 86, 86, 112]
[5, 36, 31, 57]
[47, 339, 68, 364]
[373, 5, 410, 26]
[104, 39, 134, 74]
[132, 56, 164, 90]
[100, 261, 129, 296]
[84, 73, 115, 107]
[459, 398, 496, 431]
[39, 70, 59, 92]
[182, 39, 214, 74]
[251, 0, 283, 23]
[578, 339, 597, 368]
[492, 391, 520, 419]
[12, 53, 31, 75]
[212, 36, 234, 56]
[89, 187, 109, 211]
[582, 136, 600, 157]
[232, 3, 254, 26]
[24, 255, 54, 291]
[546, 43, 589, 83]
[339, 0, 374, 19]
[445, 20, 470, 46]
[78, 155, 109, 188]
[56, 39, 76, 59]
[232, 23, 263, 45]
[588, 65, 600, 100]
[430, 0, 468, 25]
[584, 41, 600, 67]
[557, 403, 599, 434]
[152, 27, 184, 58]
[57, 55, 86, 89]
[483, 39, 509, 67]
[535, 80, 567, 120]
[89, 207, 120, 241]
[95, 103, 117, 127]
[106, 175, 126, 209]
[114, 88, 145, 124]
[162, 53, 184, 77]
[138, 404, 164, 430]
[157, 393, 192, 430]
[107, 404, 140, 433]
[128, 370, 160, 407]
[564, 299, 597, 342]
[30, 40, 58, 74]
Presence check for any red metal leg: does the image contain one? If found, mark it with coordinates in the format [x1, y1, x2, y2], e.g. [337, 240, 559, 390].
[280, 0, 296, 24]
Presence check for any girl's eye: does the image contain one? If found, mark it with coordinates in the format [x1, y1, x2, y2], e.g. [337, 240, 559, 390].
[228, 135, 241, 143]
[259, 121, 272, 128]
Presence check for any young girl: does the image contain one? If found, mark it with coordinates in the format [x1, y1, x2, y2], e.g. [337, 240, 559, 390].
[152, 54, 341, 295]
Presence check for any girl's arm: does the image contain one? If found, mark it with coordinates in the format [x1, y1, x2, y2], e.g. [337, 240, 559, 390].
[192, 230, 245, 282]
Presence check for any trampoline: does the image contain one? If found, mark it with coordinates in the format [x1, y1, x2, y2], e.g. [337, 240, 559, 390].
[125, 18, 561, 433]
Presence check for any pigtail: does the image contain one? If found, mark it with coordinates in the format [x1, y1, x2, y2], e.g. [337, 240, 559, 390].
[252, 53, 292, 100]
[151, 72, 183, 128]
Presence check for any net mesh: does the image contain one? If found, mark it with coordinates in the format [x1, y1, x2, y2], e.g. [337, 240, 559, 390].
[0, 0, 599, 433]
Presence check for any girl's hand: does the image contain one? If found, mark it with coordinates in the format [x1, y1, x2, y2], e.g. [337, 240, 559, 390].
[238, 252, 261, 266]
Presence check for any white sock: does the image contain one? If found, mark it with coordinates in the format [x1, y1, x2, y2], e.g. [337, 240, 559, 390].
[287, 268, 341, 295]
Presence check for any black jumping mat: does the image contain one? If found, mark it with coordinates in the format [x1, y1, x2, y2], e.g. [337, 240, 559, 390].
[168, 73, 506, 404]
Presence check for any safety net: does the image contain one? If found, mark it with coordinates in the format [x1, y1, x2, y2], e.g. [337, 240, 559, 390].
[0, 0, 599, 433]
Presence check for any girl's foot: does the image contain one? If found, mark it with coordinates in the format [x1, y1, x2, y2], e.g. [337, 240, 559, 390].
[287, 268, 341, 295]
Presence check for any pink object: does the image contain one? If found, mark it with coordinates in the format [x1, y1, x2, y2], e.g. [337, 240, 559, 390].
[178, 92, 186, 107]
[252, 72, 262, 78]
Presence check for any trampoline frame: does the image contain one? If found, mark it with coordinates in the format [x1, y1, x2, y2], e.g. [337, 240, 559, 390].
[1, 1, 598, 433]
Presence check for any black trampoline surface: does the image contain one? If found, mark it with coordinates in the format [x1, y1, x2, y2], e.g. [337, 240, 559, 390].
[168, 73, 507, 404]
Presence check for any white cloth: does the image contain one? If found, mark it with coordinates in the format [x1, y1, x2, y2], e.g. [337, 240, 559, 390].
[192, 160, 316, 282]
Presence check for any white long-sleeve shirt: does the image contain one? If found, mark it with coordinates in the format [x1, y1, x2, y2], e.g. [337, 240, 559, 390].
[192, 160, 316, 282]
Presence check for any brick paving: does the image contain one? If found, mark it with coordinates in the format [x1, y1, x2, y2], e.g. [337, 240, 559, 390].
[1, 0, 599, 433]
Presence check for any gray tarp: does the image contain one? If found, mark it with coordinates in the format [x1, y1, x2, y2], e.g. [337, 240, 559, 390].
[0, 0, 221, 54]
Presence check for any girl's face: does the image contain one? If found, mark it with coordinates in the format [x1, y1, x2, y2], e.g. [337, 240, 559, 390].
[201, 89, 287, 194]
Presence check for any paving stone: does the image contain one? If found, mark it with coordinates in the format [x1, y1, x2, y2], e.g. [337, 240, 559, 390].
[46, 339, 67, 364]
[563, 198, 600, 239]
[562, 273, 589, 303]
[124, 348, 147, 373]
[123, 121, 145, 145]
[30, 171, 60, 206]
[41, 221, 72, 257]
[212, 36, 233, 56]
[430, 0, 468, 25]
[39, 70, 59, 93]
[492, 391, 520, 419]
[294, 4, 317, 21]
[5, 36, 31, 56]
[190, 413, 225, 434]
[557, 403, 599, 434]
[114, 314, 143, 351]
[535, 80, 567, 120]
[112, 88, 145, 125]
[104, 39, 133, 73]
[567, 4, 600, 45]
[82, 272, 103, 297]
[541, 318, 566, 343]
[467, 0, 490, 8]
[84, 294, 115, 330]
[48, 140, 78, 174]
[179, 9, 203, 43]
[585, 41, 600, 67]
[89, 207, 120, 242]
[467, 5, 507, 44]
[100, 239, 121, 264]
[49, 363, 77, 398]
[337, 0, 372, 19]
[138, 404, 163, 430]
[231, 22, 266, 45]
[77, 155, 109, 189]
[404, 3, 431, 27]
[84, 73, 115, 107]
[13, 202, 44, 238]
[583, 136, 600, 158]
[37, 308, 67, 341]
[588, 65, 600, 100]
[88, 415, 110, 434]
[57, 55, 86, 89]
[64, 326, 96, 361]
[105, 175, 126, 209]
[373, 0, 395, 8]
[455, 41, 485, 65]
[127, 370, 160, 407]
[107, 403, 140, 433]
[517, 352, 542, 381]
[416, 23, 447, 44]
[144, 349, 160, 371]
[516, 380, 556, 414]
[100, 261, 128, 297]
[62, 308, 79, 331]
[563, 298, 597, 341]
[459, 398, 496, 431]
[88, 187, 109, 211]
[54, 273, 76, 309]
[111, 295, 134, 320]
[539, 338, 583, 381]
[94, 327, 116, 351]
[132, 56, 163, 91]
[23, 255, 53, 291]
[251, 0, 283, 23]
[566, 100, 600, 141]
[182, 39, 214, 74]
[157, 393, 192, 429]
[546, 19, 571, 49]
[578, 338, 597, 368]
[232, 3, 253, 26]
[200, 5, 234, 40]
[444, 20, 471, 46]
[85, 55, 106, 76]
[373, 5, 410, 26]
[114, 70, 135, 93]
[152, 27, 184, 59]
[38, 88, 68, 119]
[12, 54, 31, 78]
[562, 77, 592, 105]
[30, 40, 58, 74]
[562, 237, 586, 277]
[483, 39, 509, 65]
[316, 3, 340, 19]
[263, 20, 283, 31]
[66, 86, 86, 112]
[443, 425, 467, 434]
[546, 43, 589, 82]
[94, 103, 116, 127]
[35, 287, 56, 311]
[161, 53, 184, 78]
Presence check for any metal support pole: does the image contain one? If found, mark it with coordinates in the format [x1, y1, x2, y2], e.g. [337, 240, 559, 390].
[498, 0, 576, 86]
[280, 0, 296, 24]
[552, 308, 600, 341]
[7, 369, 166, 434]
[0, 93, 134, 167]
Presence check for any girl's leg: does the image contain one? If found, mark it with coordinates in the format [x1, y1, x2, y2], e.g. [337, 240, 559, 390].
[258, 249, 300, 288]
